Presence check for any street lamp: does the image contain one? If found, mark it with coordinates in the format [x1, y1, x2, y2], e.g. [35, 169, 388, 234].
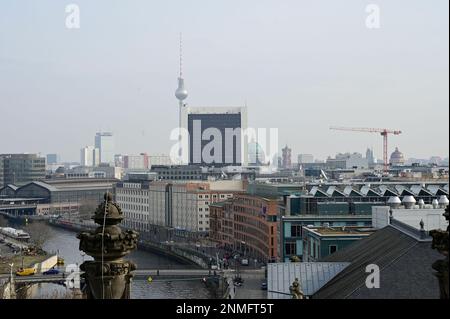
[215, 251, 220, 270]
[241, 241, 246, 256]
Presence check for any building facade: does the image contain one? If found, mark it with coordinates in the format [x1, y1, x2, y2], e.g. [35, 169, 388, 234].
[150, 165, 202, 180]
[115, 180, 243, 237]
[148, 154, 172, 166]
[326, 152, 369, 169]
[0, 179, 116, 217]
[80, 146, 100, 167]
[123, 153, 149, 170]
[13, 179, 116, 204]
[281, 215, 372, 262]
[182, 106, 248, 166]
[151, 164, 256, 181]
[209, 193, 279, 262]
[301, 225, 375, 262]
[0, 154, 46, 186]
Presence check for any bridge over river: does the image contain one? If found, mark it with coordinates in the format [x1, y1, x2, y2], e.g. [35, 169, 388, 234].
[1, 268, 222, 284]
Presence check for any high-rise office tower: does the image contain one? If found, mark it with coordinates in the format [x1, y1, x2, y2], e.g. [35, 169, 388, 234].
[182, 106, 248, 166]
[95, 132, 114, 165]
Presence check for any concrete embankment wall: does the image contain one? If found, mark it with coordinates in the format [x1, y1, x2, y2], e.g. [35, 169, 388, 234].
[47, 219, 96, 232]
[138, 242, 209, 269]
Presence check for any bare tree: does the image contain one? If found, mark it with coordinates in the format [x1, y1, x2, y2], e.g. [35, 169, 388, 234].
[24, 222, 53, 250]
[0, 215, 7, 227]
[78, 199, 100, 220]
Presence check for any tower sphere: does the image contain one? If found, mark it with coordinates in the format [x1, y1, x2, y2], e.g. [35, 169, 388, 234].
[175, 78, 188, 101]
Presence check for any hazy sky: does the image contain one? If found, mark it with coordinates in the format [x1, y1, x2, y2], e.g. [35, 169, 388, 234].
[0, 0, 448, 162]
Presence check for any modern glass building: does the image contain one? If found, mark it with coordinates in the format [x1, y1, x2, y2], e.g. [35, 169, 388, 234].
[281, 215, 372, 262]
[0, 154, 46, 186]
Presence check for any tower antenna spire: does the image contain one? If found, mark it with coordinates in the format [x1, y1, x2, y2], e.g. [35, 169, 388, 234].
[179, 32, 183, 78]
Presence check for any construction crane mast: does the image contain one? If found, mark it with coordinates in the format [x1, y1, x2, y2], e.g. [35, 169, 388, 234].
[329, 126, 402, 172]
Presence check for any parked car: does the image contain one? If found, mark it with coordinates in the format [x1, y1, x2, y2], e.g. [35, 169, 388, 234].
[261, 282, 268, 290]
[43, 268, 60, 275]
[240, 258, 249, 266]
[16, 268, 36, 276]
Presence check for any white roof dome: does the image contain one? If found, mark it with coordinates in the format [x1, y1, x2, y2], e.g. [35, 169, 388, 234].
[438, 195, 449, 205]
[402, 196, 416, 204]
[388, 196, 401, 204]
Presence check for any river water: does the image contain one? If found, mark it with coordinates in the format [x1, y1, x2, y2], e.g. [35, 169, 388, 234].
[7, 220, 214, 299]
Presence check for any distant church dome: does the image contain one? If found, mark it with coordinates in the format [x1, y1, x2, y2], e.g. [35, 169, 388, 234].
[390, 147, 405, 166]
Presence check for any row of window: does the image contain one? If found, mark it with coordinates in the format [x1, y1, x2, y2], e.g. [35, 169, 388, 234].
[159, 176, 202, 180]
[116, 195, 149, 204]
[119, 202, 148, 212]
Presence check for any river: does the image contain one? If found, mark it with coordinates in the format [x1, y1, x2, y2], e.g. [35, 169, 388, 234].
[6, 219, 214, 299]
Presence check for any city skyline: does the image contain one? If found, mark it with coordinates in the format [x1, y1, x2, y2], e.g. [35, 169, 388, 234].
[0, 0, 448, 162]
[3, 132, 449, 165]
[0, 1, 448, 304]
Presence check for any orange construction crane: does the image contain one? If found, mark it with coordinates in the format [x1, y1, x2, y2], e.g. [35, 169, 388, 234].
[330, 126, 402, 172]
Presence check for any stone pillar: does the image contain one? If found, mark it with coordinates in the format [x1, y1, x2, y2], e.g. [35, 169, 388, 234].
[77, 193, 138, 299]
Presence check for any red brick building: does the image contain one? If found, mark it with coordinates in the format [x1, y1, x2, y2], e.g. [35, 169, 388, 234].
[210, 194, 279, 262]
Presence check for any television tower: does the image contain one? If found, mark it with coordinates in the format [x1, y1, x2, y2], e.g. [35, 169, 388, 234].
[175, 33, 188, 136]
